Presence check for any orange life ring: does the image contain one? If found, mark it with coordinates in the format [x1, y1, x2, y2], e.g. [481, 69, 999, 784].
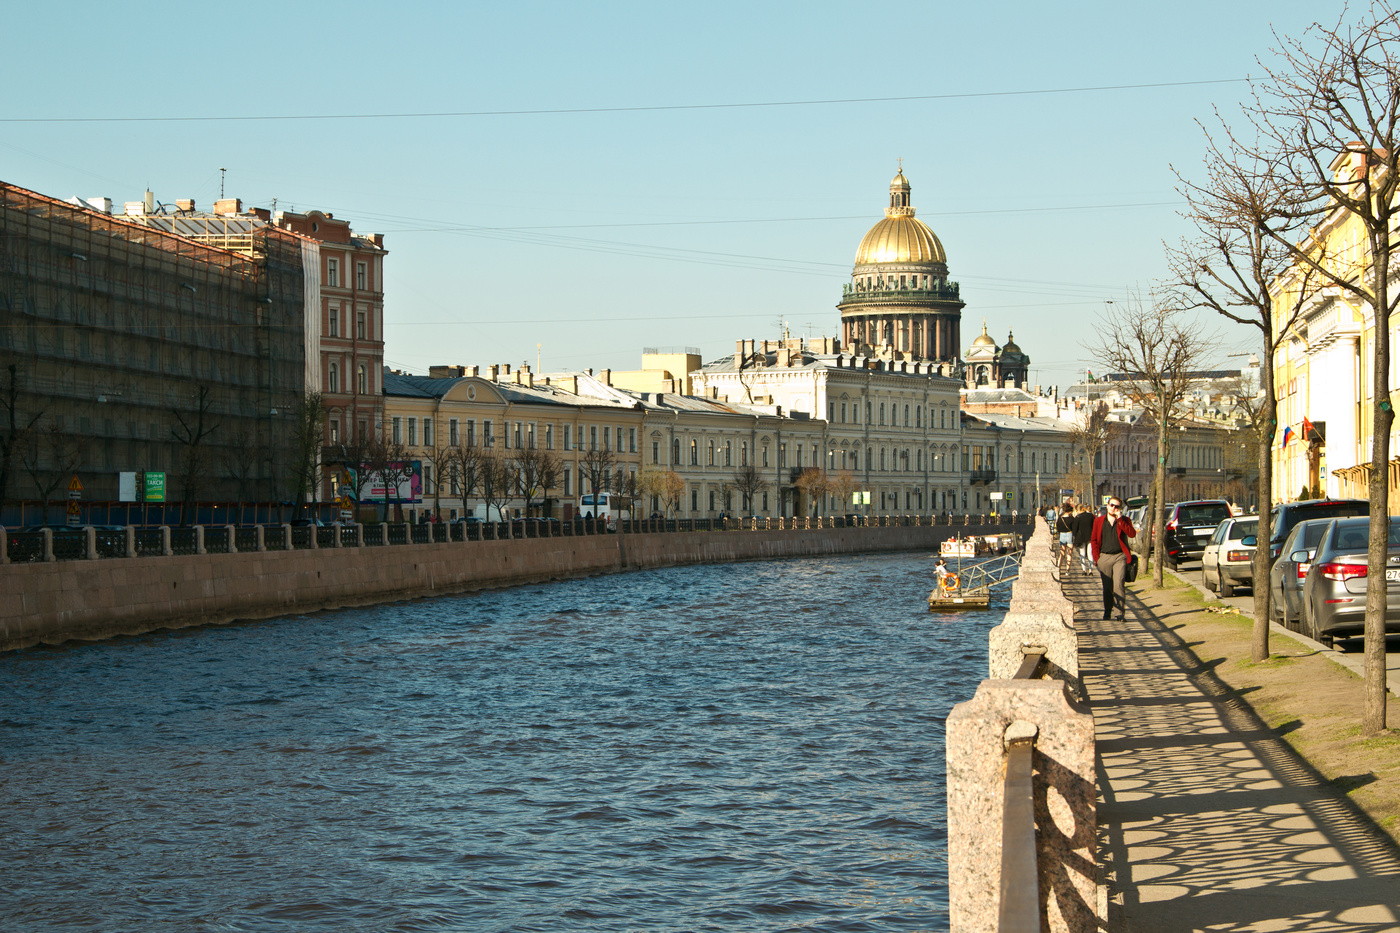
[945, 573, 960, 591]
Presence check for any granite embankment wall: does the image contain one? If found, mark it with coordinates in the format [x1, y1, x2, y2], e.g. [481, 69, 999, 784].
[1, 526, 960, 652]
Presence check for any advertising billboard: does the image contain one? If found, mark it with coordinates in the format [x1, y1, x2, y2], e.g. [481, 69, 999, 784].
[359, 460, 423, 504]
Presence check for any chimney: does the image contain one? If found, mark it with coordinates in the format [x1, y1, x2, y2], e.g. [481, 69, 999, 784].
[144, 189, 154, 213]
[175, 199, 195, 212]
[213, 198, 242, 215]
[248, 207, 270, 221]
[599, 369, 611, 386]
[486, 365, 498, 381]
[468, 365, 479, 377]
[524, 371, 534, 388]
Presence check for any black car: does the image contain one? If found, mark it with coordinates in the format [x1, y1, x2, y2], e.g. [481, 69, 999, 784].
[1163, 500, 1233, 569]
[1267, 498, 1369, 561]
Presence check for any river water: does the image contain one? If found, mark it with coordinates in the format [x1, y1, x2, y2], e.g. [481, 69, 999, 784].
[0, 552, 999, 932]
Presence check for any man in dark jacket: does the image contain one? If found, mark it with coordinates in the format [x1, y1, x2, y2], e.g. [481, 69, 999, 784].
[1072, 504, 1095, 575]
[1091, 496, 1137, 621]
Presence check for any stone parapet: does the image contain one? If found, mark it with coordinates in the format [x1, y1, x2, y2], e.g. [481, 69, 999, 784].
[988, 611, 1079, 684]
[946, 679, 1096, 933]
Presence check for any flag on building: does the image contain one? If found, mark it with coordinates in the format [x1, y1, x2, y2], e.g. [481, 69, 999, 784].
[1302, 416, 1316, 441]
[1281, 425, 1295, 448]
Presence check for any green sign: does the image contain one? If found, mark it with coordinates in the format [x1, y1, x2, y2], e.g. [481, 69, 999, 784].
[142, 471, 166, 502]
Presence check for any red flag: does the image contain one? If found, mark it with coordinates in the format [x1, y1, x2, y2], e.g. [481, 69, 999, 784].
[1302, 416, 1316, 442]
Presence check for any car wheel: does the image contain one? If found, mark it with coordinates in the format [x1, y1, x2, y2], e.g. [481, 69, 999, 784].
[1308, 600, 1333, 648]
[1219, 579, 1235, 598]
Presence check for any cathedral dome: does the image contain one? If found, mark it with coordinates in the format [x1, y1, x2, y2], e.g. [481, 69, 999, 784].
[1002, 329, 1022, 354]
[853, 168, 946, 266]
[971, 321, 997, 348]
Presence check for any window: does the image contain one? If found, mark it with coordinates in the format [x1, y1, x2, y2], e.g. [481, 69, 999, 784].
[741, 441, 748, 466]
[879, 403, 886, 425]
[449, 419, 459, 446]
[424, 464, 433, 495]
[327, 258, 339, 287]
[690, 439, 698, 465]
[514, 422, 524, 449]
[423, 418, 434, 448]
[724, 441, 732, 466]
[330, 419, 339, 443]
[709, 490, 715, 511]
[904, 404, 910, 427]
[603, 427, 611, 451]
[691, 489, 699, 512]
[357, 310, 366, 340]
[356, 262, 366, 290]
[407, 418, 417, 447]
[357, 364, 367, 394]
[779, 444, 787, 468]
[545, 424, 554, 450]
[528, 423, 536, 449]
[672, 438, 680, 464]
[762, 491, 769, 511]
[328, 305, 339, 337]
[391, 417, 402, 444]
[865, 401, 871, 423]
[707, 440, 715, 466]
[466, 420, 476, 447]
[829, 402, 835, 421]
[328, 362, 338, 394]
[590, 426, 598, 450]
[563, 425, 571, 450]
[629, 428, 636, 453]
[652, 441, 660, 464]
[841, 402, 847, 423]
[563, 468, 572, 495]
[484, 420, 494, 447]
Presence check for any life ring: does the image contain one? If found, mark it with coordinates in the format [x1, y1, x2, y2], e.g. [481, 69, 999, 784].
[944, 573, 960, 591]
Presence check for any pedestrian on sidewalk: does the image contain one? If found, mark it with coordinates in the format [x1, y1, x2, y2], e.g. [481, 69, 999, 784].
[1091, 496, 1137, 620]
[1055, 498, 1076, 571]
[1073, 503, 1094, 574]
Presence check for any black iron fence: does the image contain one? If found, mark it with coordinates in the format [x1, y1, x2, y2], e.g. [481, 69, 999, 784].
[2, 513, 1034, 564]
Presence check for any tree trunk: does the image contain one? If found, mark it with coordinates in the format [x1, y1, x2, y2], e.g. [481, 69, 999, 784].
[1364, 245, 1393, 735]
[1252, 345, 1277, 662]
[1153, 418, 1169, 588]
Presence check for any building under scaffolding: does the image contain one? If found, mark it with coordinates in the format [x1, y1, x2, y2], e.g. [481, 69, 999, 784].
[0, 181, 308, 512]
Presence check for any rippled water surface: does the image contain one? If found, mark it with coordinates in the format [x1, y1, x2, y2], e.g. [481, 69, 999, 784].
[0, 553, 999, 932]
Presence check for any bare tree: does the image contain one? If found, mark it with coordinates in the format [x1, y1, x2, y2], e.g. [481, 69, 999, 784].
[828, 469, 857, 517]
[729, 463, 770, 516]
[1238, 6, 1400, 732]
[1067, 401, 1117, 505]
[580, 446, 617, 503]
[1088, 297, 1210, 587]
[792, 467, 829, 516]
[286, 392, 325, 520]
[0, 362, 42, 511]
[477, 450, 517, 523]
[170, 385, 221, 526]
[222, 427, 258, 522]
[448, 444, 485, 517]
[514, 446, 562, 517]
[20, 420, 83, 526]
[1170, 132, 1320, 661]
[365, 434, 414, 522]
[422, 440, 455, 520]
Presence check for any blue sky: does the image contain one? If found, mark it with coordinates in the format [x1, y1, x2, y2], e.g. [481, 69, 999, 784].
[1, 1, 1337, 391]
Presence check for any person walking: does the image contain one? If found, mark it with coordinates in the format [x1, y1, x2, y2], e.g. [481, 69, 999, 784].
[1055, 498, 1076, 572]
[1091, 496, 1137, 621]
[1073, 503, 1095, 575]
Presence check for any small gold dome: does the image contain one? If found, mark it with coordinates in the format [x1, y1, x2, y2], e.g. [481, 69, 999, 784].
[971, 321, 997, 348]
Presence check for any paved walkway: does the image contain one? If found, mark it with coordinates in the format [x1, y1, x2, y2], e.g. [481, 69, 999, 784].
[1061, 568, 1400, 931]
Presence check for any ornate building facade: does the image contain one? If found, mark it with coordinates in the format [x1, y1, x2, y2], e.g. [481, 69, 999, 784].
[964, 323, 1030, 389]
[836, 169, 964, 362]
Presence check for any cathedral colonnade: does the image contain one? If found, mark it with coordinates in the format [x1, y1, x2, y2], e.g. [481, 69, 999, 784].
[841, 313, 961, 361]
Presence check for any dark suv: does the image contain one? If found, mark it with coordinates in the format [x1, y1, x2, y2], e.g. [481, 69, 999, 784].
[1267, 498, 1369, 562]
[1163, 500, 1233, 569]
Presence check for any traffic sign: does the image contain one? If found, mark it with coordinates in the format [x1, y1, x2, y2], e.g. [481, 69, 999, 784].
[67, 475, 83, 500]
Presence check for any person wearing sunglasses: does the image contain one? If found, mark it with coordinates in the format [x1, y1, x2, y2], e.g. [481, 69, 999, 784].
[1090, 497, 1137, 621]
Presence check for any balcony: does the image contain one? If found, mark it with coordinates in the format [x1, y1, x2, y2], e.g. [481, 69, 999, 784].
[969, 468, 998, 485]
[839, 280, 961, 303]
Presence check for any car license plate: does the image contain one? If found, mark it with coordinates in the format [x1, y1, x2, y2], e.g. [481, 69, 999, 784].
[1387, 569, 1400, 583]
[1194, 528, 1211, 536]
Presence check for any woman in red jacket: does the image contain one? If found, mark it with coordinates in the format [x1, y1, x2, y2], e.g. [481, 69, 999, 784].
[1090, 497, 1137, 621]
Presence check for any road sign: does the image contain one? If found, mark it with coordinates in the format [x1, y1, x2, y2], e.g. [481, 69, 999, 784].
[66, 500, 81, 526]
[67, 475, 83, 500]
[989, 491, 1004, 500]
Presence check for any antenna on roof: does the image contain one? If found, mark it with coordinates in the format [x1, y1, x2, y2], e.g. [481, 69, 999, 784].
[219, 167, 226, 199]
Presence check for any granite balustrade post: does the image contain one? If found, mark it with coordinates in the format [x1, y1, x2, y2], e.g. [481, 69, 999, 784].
[281, 524, 292, 551]
[1, 525, 10, 564]
[331, 522, 343, 548]
[256, 525, 266, 552]
[355, 523, 364, 547]
[160, 526, 172, 557]
[42, 527, 53, 562]
[85, 526, 97, 560]
[195, 526, 206, 555]
[226, 524, 237, 554]
[946, 680, 1097, 933]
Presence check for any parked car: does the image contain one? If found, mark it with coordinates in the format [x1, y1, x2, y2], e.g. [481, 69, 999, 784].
[1266, 498, 1368, 561]
[1202, 515, 1258, 597]
[1300, 515, 1400, 649]
[1269, 518, 1339, 631]
[1162, 500, 1233, 569]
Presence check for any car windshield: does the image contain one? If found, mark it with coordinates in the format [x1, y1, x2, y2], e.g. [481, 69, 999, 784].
[1295, 521, 1335, 551]
[1327, 517, 1400, 551]
[1179, 504, 1230, 524]
[1228, 519, 1257, 540]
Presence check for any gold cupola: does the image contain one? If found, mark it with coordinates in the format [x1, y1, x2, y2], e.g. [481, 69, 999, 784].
[853, 169, 946, 266]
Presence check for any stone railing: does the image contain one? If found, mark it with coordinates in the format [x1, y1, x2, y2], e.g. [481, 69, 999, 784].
[0, 514, 1037, 564]
[945, 517, 1097, 933]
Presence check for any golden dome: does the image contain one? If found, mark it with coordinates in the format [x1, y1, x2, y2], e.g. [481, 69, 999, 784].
[853, 168, 946, 265]
[854, 216, 946, 265]
[971, 321, 997, 348]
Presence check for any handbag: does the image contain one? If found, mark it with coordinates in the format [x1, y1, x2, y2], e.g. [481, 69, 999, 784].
[1124, 553, 1139, 583]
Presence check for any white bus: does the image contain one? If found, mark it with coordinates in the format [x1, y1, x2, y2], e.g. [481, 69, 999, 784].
[579, 492, 632, 528]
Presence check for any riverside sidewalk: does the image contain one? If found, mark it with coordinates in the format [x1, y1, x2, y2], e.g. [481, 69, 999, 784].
[1061, 568, 1400, 931]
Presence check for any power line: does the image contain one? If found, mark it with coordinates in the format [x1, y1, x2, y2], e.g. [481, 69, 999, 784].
[0, 79, 1248, 124]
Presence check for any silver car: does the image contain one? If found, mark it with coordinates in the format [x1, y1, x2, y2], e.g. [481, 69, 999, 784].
[1300, 516, 1400, 649]
[1269, 518, 1337, 632]
[1202, 516, 1258, 597]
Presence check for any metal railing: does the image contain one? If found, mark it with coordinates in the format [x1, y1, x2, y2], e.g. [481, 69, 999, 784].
[1, 513, 1037, 564]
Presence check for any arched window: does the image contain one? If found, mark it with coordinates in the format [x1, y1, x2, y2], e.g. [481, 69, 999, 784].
[357, 364, 367, 394]
[328, 362, 338, 394]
